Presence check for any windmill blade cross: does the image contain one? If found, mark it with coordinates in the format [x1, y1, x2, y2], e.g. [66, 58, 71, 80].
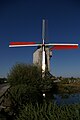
[9, 19, 79, 78]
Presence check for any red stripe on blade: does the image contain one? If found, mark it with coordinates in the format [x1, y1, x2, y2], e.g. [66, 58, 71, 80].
[50, 45, 78, 50]
[10, 42, 36, 45]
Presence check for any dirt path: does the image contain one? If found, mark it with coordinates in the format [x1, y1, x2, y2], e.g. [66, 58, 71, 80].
[0, 84, 10, 97]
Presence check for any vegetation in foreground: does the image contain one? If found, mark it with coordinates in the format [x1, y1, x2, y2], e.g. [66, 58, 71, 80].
[0, 63, 80, 120]
[1, 102, 80, 120]
[16, 102, 80, 120]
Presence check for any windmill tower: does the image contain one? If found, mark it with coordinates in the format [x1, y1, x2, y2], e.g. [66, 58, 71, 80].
[9, 19, 79, 78]
[33, 45, 52, 72]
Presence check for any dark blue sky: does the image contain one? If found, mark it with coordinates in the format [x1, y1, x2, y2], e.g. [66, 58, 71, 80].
[0, 0, 80, 77]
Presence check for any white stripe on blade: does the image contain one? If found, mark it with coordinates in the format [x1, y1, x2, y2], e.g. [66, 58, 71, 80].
[9, 44, 42, 47]
[45, 43, 78, 46]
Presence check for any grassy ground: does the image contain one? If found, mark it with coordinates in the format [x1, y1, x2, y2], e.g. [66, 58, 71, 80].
[56, 82, 80, 94]
[16, 102, 80, 120]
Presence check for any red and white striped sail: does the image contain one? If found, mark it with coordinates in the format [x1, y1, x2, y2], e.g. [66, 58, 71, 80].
[9, 42, 41, 47]
[49, 43, 78, 50]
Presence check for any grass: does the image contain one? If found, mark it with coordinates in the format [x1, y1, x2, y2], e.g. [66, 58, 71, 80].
[56, 82, 80, 94]
[16, 102, 80, 120]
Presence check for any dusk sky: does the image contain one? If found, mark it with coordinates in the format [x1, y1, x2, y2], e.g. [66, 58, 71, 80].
[0, 0, 80, 77]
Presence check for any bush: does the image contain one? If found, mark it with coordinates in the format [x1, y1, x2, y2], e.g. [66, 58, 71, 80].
[6, 64, 43, 117]
[7, 63, 42, 86]
[6, 63, 57, 118]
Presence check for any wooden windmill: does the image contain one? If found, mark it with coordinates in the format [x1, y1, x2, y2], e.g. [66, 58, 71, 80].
[9, 20, 78, 77]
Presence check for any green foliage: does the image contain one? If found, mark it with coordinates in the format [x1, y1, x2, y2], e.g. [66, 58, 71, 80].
[7, 63, 42, 86]
[6, 63, 43, 117]
[9, 84, 42, 105]
[0, 113, 6, 120]
[16, 102, 80, 120]
[7, 63, 54, 91]
[7, 63, 57, 109]
[39, 76, 53, 91]
[6, 63, 65, 119]
[2, 63, 80, 119]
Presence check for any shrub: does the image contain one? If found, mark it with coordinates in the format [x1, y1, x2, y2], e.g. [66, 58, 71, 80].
[7, 63, 42, 86]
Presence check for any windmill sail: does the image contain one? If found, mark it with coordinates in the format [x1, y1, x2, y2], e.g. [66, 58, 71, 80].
[42, 19, 46, 42]
[50, 44, 78, 50]
[9, 42, 41, 47]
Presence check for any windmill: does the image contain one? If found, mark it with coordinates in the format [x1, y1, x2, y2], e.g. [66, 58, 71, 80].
[9, 19, 78, 78]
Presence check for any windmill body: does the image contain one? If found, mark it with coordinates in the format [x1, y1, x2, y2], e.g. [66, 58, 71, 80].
[33, 47, 52, 72]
